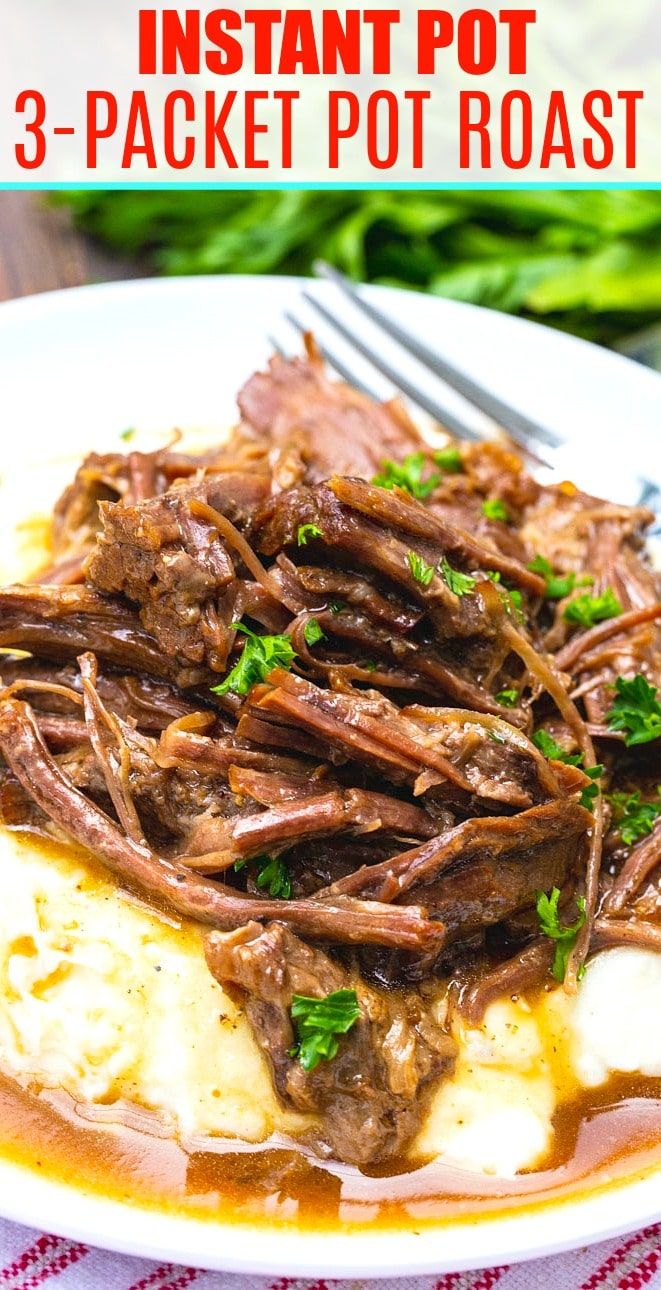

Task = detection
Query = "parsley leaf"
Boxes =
[372,452,440,499]
[485,569,523,618]
[488,579,524,621]
[579,765,604,811]
[564,586,622,629]
[328,599,345,615]
[533,729,582,765]
[361,659,377,673]
[536,888,587,983]
[505,587,524,620]
[528,554,553,578]
[482,497,509,522]
[290,989,361,1072]
[528,555,594,600]
[407,550,435,586]
[496,688,519,707]
[255,855,292,899]
[440,557,476,597]
[297,523,323,546]
[608,788,661,846]
[547,572,590,599]
[234,854,292,898]
[211,623,296,697]
[433,446,463,473]
[119,427,136,442]
[606,674,661,747]
[533,731,603,810]
[303,617,325,647]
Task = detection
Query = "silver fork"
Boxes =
[273,260,660,520]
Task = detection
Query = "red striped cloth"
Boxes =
[1,1224,661,1290]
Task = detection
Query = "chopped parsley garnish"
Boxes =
[372,452,440,499]
[289,989,361,1072]
[407,550,435,586]
[533,731,603,810]
[440,557,476,597]
[528,554,553,578]
[579,765,604,811]
[433,446,463,473]
[553,571,593,599]
[255,855,292,899]
[119,427,136,442]
[496,688,519,707]
[505,587,524,619]
[608,788,661,846]
[533,729,582,766]
[303,617,325,647]
[297,523,323,546]
[211,623,296,697]
[485,570,523,618]
[606,674,661,747]
[536,888,587,983]
[563,586,622,629]
[233,854,292,899]
[328,599,345,615]
[361,659,377,673]
[482,497,509,522]
[528,555,594,601]
[528,554,554,576]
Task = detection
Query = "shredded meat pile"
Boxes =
[1,336,660,1167]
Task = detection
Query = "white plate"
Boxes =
[0,275,660,1278]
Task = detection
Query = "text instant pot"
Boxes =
[13,6,645,177]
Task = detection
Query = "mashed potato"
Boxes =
[0,832,308,1142]
[572,948,661,1086]
[0,831,567,1173]
[416,999,556,1174]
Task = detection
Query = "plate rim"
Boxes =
[0,270,659,391]
[1,1153,661,1278]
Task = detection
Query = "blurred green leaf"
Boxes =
[52,189,661,346]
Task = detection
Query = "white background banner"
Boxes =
[0,0,659,183]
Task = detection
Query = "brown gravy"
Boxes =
[2,834,661,1230]
[2,1072,661,1230]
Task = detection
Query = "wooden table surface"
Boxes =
[0,192,141,301]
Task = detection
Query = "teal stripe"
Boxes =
[1,181,661,191]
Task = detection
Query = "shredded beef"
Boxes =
[238,342,425,484]
[86,475,273,670]
[1,338,658,1168]
[206,921,456,1163]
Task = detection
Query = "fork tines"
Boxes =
[282,260,562,460]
